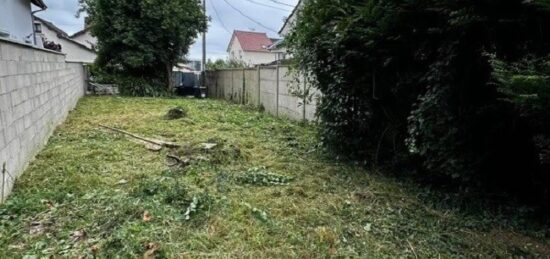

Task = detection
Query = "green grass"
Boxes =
[0,96,549,258]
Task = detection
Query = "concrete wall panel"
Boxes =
[0,39,85,202]
[206,65,319,122]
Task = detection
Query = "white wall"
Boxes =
[71,30,97,50]
[0,0,34,44]
[228,38,277,66]
[0,38,86,202]
[280,0,306,37]
[38,22,97,64]
[242,51,277,66]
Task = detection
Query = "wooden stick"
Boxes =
[99,124,180,148]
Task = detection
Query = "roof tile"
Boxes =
[233,30,273,52]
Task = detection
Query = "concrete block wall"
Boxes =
[0,39,85,202]
[206,65,319,122]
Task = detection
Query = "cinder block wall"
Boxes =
[206,66,318,122]
[0,39,85,202]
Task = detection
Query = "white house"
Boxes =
[279,0,306,37]
[267,0,306,61]
[70,20,97,50]
[34,16,97,63]
[0,0,47,45]
[227,30,280,66]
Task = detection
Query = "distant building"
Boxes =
[34,16,97,63]
[227,30,280,66]
[273,0,306,61]
[70,18,97,50]
[279,0,306,37]
[0,0,47,45]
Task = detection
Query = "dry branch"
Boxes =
[99,124,181,148]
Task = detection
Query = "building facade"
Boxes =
[70,27,97,50]
[0,0,46,45]
[34,16,97,63]
[227,30,279,66]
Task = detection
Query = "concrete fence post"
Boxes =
[215,71,218,98]
[276,65,280,117]
[257,66,261,107]
[1,163,5,202]
[303,73,307,122]
[231,70,235,102]
[242,68,246,105]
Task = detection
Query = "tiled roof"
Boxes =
[230,30,273,52]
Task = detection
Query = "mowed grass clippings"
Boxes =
[0,96,548,258]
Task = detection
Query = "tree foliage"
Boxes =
[80,0,207,95]
[287,0,550,201]
[206,58,248,70]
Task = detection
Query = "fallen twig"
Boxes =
[166,155,190,167]
[407,240,419,259]
[99,124,181,148]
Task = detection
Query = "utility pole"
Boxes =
[201,0,207,96]
[202,0,206,72]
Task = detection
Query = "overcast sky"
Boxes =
[35,0,299,61]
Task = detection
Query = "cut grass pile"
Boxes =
[0,96,549,258]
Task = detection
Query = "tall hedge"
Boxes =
[287,0,550,201]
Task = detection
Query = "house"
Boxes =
[0,0,47,45]
[34,16,97,63]
[70,18,97,50]
[264,0,306,62]
[279,0,306,37]
[227,30,280,66]
[70,28,97,50]
[267,39,287,62]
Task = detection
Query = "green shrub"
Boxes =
[88,64,169,97]
[287,0,550,202]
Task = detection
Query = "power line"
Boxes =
[222,0,278,33]
[242,0,292,12]
[209,0,231,34]
[266,0,295,8]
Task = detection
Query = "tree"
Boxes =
[80,0,207,94]
[206,58,248,70]
[287,0,550,201]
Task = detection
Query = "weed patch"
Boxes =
[237,167,294,186]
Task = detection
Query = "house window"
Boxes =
[34,23,42,33]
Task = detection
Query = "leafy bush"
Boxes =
[88,64,168,96]
[287,0,550,201]
[206,58,248,70]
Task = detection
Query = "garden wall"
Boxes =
[206,66,319,122]
[0,38,86,202]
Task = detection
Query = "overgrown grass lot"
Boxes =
[1,97,549,258]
